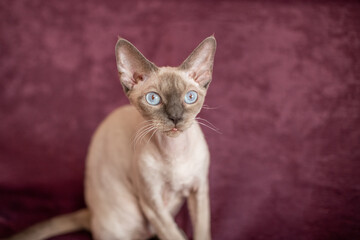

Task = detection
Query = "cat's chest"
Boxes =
[139,126,208,197]
[160,154,204,196]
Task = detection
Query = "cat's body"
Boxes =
[5,36,216,240]
[86,104,209,240]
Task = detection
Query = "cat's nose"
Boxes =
[168,116,182,125]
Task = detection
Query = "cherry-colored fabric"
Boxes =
[1,1,359,239]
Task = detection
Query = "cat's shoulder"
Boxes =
[106,105,140,122]
[94,105,142,136]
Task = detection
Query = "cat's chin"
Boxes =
[163,129,182,138]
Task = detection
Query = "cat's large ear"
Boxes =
[115,38,158,94]
[179,36,216,88]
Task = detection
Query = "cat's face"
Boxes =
[115,36,216,137]
[128,68,206,137]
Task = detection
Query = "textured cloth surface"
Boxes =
[1,1,360,239]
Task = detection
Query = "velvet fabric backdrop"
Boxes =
[1,1,360,239]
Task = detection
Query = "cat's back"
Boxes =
[86,105,141,168]
[85,105,147,236]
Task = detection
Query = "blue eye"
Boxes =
[146,92,161,105]
[184,90,198,104]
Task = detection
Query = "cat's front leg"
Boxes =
[139,196,187,240]
[187,180,211,240]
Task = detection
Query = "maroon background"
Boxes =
[1,1,360,240]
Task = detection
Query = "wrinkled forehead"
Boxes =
[157,71,189,97]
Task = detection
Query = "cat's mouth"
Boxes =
[164,127,182,137]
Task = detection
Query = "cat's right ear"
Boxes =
[115,38,158,94]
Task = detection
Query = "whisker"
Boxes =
[197,121,222,134]
[135,121,154,132]
[136,124,159,145]
[132,124,153,143]
[138,126,155,143]
[134,126,154,145]
[132,124,155,149]
[136,124,153,135]
[133,120,155,134]
[202,104,220,110]
[133,120,155,136]
[195,117,219,131]
[146,128,158,146]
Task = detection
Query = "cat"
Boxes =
[4,35,216,240]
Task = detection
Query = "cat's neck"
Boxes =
[151,125,196,158]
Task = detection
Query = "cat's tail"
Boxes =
[3,208,90,240]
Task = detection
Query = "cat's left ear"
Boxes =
[179,36,217,89]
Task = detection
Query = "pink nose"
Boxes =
[172,128,178,132]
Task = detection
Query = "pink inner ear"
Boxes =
[189,70,211,86]
[133,72,144,84]
[189,71,196,79]
[119,71,135,89]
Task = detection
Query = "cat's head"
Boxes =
[115,36,216,137]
